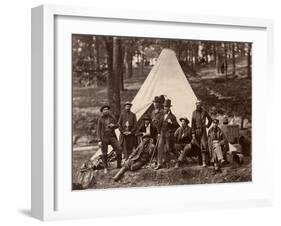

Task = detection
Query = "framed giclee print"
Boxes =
[31,4,274,221]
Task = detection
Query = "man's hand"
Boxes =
[98,141,102,147]
[191,134,196,144]
[123,131,132,136]
[167,119,172,124]
[108,123,115,128]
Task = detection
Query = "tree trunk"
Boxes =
[112,37,121,119]
[224,43,228,77]
[140,49,144,77]
[232,43,236,75]
[194,44,199,66]
[213,44,217,66]
[185,48,188,62]
[124,46,133,78]
[104,37,114,112]
[191,48,194,70]
[216,43,221,74]
[120,46,125,91]
[247,44,252,79]
[95,37,100,71]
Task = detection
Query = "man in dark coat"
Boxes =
[97,105,122,174]
[155,99,179,170]
[174,117,200,168]
[118,101,137,160]
[113,116,156,181]
[151,96,165,134]
[191,100,213,167]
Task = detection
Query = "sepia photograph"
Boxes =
[72,35,252,190]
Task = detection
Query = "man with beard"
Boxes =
[191,100,213,167]
[155,99,179,170]
[174,117,200,168]
[97,105,122,174]
[118,101,137,160]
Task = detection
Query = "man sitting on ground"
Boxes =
[113,116,157,182]
[174,117,200,168]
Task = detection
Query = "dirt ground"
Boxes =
[72,150,252,190]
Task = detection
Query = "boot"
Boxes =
[102,153,108,169]
[202,153,207,167]
[116,153,122,169]
[175,161,180,169]
[113,167,127,182]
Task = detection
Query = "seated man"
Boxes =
[113,116,157,181]
[174,117,200,168]
[207,118,227,174]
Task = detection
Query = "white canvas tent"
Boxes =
[131,48,197,122]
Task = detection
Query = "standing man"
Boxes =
[219,116,230,163]
[118,101,137,160]
[155,99,179,170]
[97,105,122,174]
[151,96,164,134]
[191,100,213,167]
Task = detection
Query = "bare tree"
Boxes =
[232,43,236,75]
[112,37,121,119]
[124,42,133,78]
[247,44,252,79]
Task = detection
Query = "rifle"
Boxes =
[149,136,160,163]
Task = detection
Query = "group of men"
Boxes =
[96,95,229,181]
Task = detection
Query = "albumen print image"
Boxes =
[72,35,252,190]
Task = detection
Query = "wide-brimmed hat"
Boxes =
[100,105,110,112]
[179,117,190,124]
[223,116,228,124]
[153,96,161,103]
[163,99,172,107]
[213,118,219,124]
[124,101,132,106]
[142,115,152,122]
[211,106,217,112]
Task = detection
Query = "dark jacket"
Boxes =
[159,111,179,134]
[96,113,118,142]
[174,125,192,144]
[128,138,154,162]
[118,110,137,134]
[207,126,227,151]
[151,108,164,133]
[191,109,212,134]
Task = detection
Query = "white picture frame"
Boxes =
[31,4,274,221]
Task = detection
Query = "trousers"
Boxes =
[101,136,122,168]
